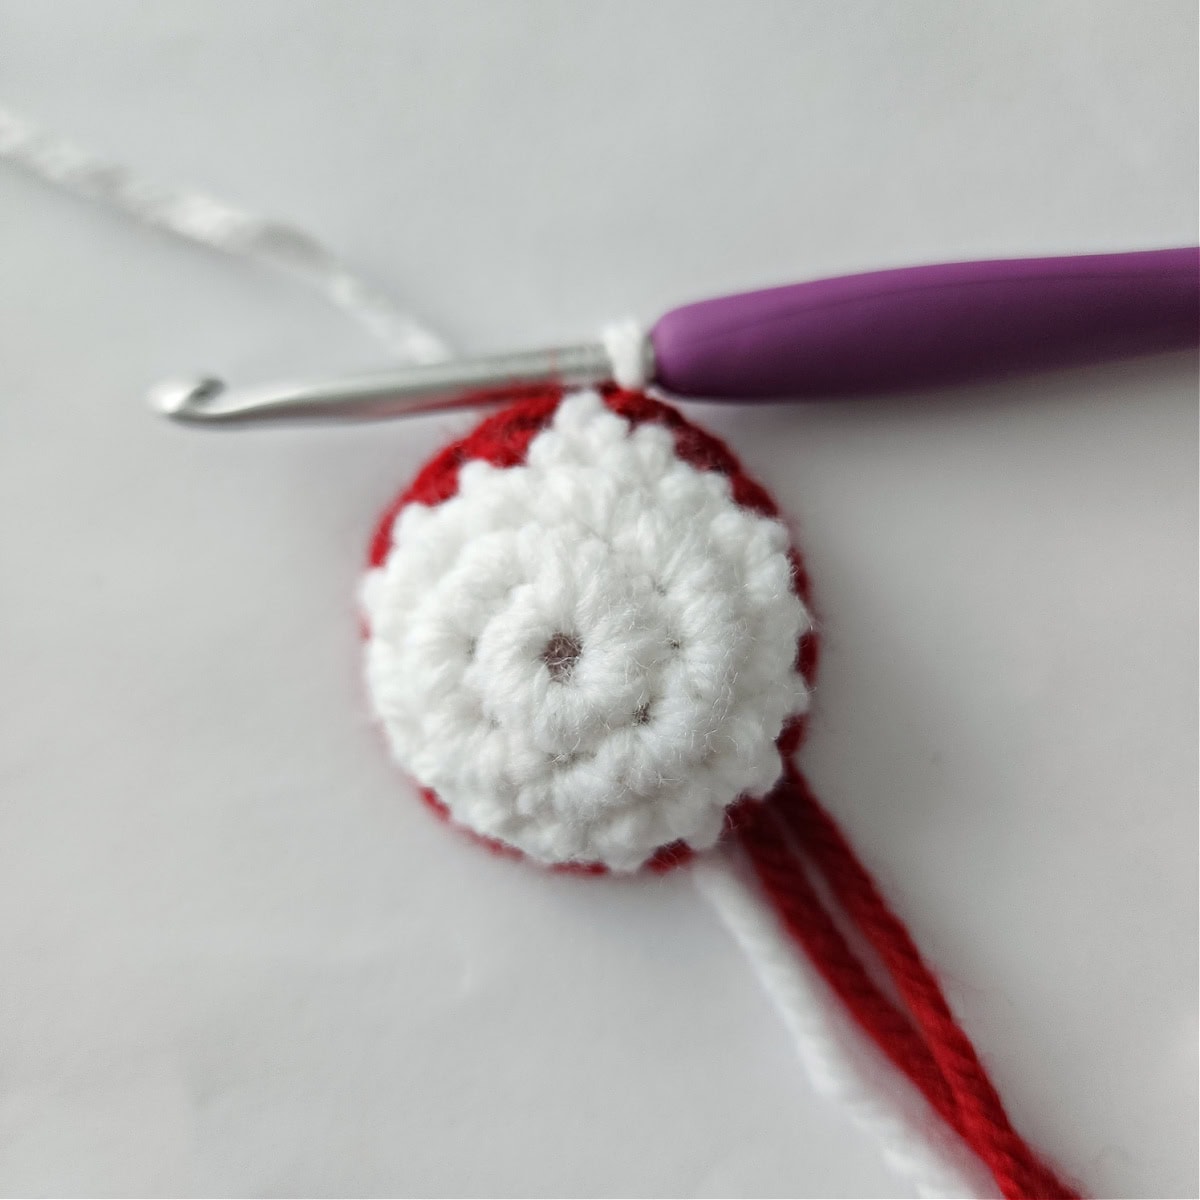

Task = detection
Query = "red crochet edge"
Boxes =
[364,384,819,875]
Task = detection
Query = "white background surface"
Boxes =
[0,2,1196,1196]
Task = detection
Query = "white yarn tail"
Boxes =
[693,845,998,1200]
[0,104,449,365]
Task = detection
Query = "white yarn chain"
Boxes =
[0,104,450,365]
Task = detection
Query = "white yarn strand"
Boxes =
[601,319,651,389]
[693,845,997,1200]
[0,104,449,364]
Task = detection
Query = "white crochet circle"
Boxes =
[362,390,812,871]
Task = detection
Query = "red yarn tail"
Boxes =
[737,763,1080,1200]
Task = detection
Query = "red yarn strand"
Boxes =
[739,765,1080,1200]
[738,799,966,1135]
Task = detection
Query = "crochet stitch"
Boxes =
[362,388,812,870]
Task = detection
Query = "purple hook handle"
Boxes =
[651,247,1199,399]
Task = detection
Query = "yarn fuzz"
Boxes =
[362,388,811,871]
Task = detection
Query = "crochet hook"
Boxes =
[153,246,1199,425]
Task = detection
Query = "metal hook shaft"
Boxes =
[150,340,644,425]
